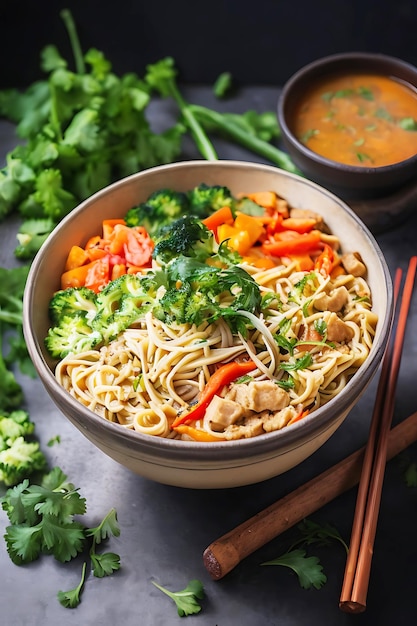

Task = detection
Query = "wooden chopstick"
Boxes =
[339,256,417,613]
[202,411,417,581]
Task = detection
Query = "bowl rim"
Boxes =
[23,159,394,461]
[277,51,417,175]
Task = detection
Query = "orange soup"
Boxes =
[292,73,417,167]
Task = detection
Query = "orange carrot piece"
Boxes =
[102,218,126,240]
[86,247,108,262]
[64,245,90,271]
[281,253,315,272]
[202,206,234,231]
[61,264,91,290]
[111,263,127,281]
[244,191,277,211]
[173,424,226,442]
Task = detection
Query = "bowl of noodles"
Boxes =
[23,160,393,489]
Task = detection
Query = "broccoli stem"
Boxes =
[190,104,303,175]
[60,8,85,75]
[164,81,219,161]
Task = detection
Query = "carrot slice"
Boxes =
[64,245,89,271]
[202,206,234,232]
[173,424,225,442]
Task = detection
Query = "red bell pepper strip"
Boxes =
[314,243,334,277]
[261,231,322,257]
[171,360,257,428]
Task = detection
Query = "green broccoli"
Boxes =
[0,436,47,486]
[153,215,214,265]
[0,410,47,487]
[124,188,189,237]
[187,183,235,218]
[0,410,35,447]
[91,274,154,342]
[45,313,103,359]
[48,286,97,324]
[14,218,57,260]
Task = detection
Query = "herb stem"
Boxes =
[166,82,218,161]
[191,104,303,175]
[60,9,85,74]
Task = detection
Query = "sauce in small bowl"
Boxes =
[278,53,417,207]
[293,72,417,168]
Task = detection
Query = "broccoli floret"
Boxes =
[153,215,214,265]
[0,436,47,486]
[14,218,56,260]
[124,188,189,237]
[45,313,102,359]
[153,283,191,325]
[90,273,160,342]
[0,410,35,447]
[187,183,235,218]
[48,286,97,324]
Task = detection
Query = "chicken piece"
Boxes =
[204,395,244,431]
[262,406,299,432]
[341,252,367,277]
[225,380,290,413]
[326,312,354,343]
[224,415,265,440]
[289,207,324,229]
[314,286,349,312]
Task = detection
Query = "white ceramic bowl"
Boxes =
[23,160,393,489]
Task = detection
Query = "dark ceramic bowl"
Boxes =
[277,52,417,230]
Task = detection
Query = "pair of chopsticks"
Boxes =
[339,255,417,613]
[203,257,417,608]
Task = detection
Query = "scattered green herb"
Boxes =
[300,128,319,143]
[399,117,417,131]
[356,152,372,163]
[152,579,205,617]
[374,107,393,121]
[213,71,233,98]
[262,548,327,589]
[261,518,348,589]
[1,467,121,608]
[280,353,313,372]
[47,435,61,447]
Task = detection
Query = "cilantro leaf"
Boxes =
[152,579,205,617]
[262,549,327,590]
[295,518,349,554]
[280,353,313,371]
[3,522,43,564]
[91,551,121,578]
[85,507,120,544]
[57,562,87,609]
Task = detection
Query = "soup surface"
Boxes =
[292,73,417,167]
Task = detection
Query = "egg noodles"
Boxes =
[48,186,377,442]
